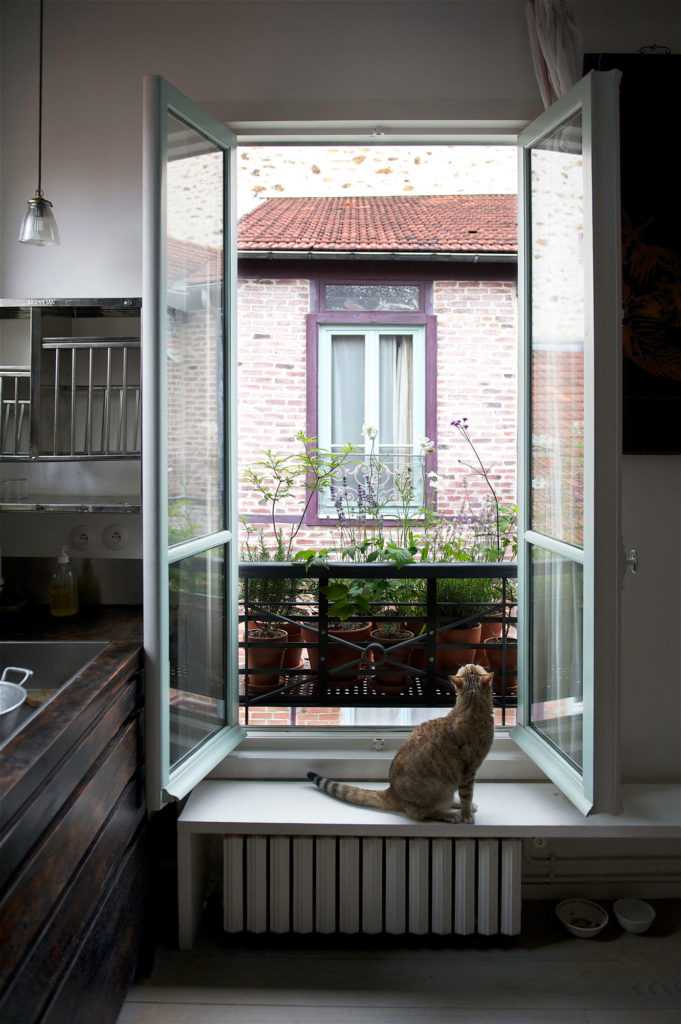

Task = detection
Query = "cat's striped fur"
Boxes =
[307,663,494,823]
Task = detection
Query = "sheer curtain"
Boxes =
[331,336,365,447]
[379,335,413,473]
[526,0,581,109]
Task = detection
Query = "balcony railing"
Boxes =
[239,561,518,726]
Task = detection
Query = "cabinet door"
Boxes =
[512,70,622,814]
[142,77,243,811]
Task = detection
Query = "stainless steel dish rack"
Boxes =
[0,298,141,462]
[0,368,31,456]
[40,337,141,457]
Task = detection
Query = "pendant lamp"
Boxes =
[18,0,59,246]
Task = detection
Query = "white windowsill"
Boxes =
[181,779,681,839]
[210,730,546,782]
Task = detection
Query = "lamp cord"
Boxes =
[37,0,44,195]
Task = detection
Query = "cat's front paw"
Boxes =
[440,809,475,824]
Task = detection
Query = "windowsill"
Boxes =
[209,729,545,782]
[181,779,681,838]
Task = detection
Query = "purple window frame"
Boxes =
[305,279,437,526]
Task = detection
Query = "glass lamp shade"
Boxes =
[18,192,60,246]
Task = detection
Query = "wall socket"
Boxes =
[69,524,91,551]
[102,524,129,551]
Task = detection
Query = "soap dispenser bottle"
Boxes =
[49,547,79,618]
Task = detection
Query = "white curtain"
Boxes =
[526,0,581,109]
[379,335,413,467]
[331,336,365,447]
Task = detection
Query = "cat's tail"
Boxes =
[307,771,399,811]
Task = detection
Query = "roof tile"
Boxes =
[238,194,517,253]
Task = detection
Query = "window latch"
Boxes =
[625,547,639,576]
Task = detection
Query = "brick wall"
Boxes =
[238,273,518,555]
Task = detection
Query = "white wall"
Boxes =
[1,0,680,782]
[1,0,679,297]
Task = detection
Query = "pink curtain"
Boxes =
[526,0,581,108]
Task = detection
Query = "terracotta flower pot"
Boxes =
[245,627,288,695]
[255,619,305,670]
[404,619,427,671]
[302,621,372,681]
[435,623,482,674]
[481,636,518,695]
[477,620,503,667]
[369,628,415,690]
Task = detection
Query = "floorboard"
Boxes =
[118,901,681,1023]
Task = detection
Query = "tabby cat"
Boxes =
[308,663,493,823]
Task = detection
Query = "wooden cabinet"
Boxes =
[0,650,148,1024]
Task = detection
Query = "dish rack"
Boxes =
[40,337,141,457]
[0,299,141,462]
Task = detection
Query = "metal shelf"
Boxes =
[0,494,140,513]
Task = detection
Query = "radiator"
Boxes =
[223,836,522,936]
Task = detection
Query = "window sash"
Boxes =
[317,323,426,517]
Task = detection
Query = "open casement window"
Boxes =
[512,70,622,815]
[317,325,426,517]
[143,77,244,812]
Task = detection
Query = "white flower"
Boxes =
[419,436,436,454]
[362,423,378,440]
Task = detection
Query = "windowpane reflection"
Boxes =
[530,111,584,548]
[169,547,226,769]
[530,547,583,770]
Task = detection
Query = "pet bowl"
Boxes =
[556,898,609,938]
[613,898,656,934]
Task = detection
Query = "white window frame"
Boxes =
[317,323,426,517]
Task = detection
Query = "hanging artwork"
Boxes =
[584,53,681,454]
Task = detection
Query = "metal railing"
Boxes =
[239,561,517,725]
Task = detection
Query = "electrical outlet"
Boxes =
[69,524,91,551]
[102,524,128,551]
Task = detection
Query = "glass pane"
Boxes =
[324,283,420,311]
[331,334,365,447]
[166,113,225,545]
[379,335,413,446]
[169,546,226,769]
[530,547,583,770]
[530,111,584,548]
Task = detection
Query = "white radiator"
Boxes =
[223,835,522,936]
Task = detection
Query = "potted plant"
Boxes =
[302,578,376,681]
[242,433,353,674]
[435,574,495,673]
[370,617,415,690]
[480,633,518,695]
[244,622,288,696]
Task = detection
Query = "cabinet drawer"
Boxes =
[0,672,141,891]
[0,714,141,986]
[40,826,149,1024]
[0,778,145,1024]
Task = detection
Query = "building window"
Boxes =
[323,282,422,312]
[317,324,427,517]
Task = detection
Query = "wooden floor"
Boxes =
[119,901,681,1024]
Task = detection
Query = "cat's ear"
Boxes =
[479,672,494,688]
[451,673,464,690]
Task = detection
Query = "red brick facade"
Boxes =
[238,267,518,551]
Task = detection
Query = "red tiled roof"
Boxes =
[238,195,517,254]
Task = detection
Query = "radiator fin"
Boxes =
[223,836,522,936]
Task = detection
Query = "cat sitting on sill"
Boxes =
[308,663,494,824]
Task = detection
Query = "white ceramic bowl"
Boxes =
[613,898,656,934]
[556,898,609,938]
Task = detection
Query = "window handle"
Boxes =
[625,547,639,576]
